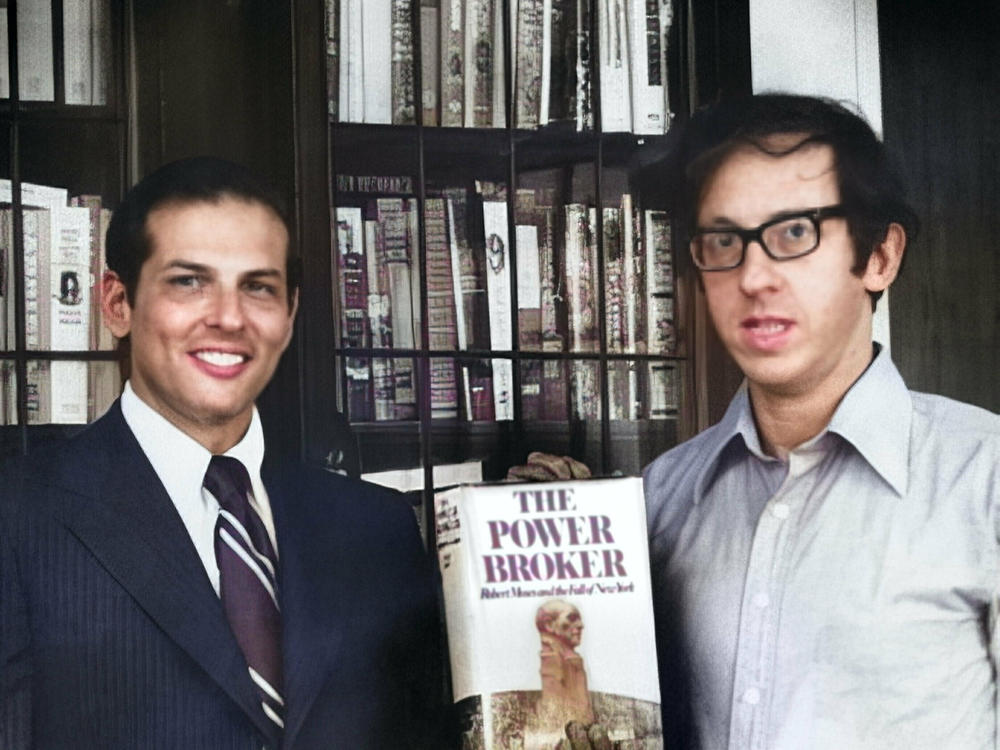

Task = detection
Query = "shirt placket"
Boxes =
[727,449,823,750]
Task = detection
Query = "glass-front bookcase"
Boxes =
[0,0,126,458]
[316,0,697,517]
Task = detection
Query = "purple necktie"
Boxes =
[204,455,284,732]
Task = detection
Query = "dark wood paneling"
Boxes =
[880,0,999,412]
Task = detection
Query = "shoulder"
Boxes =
[910,391,1000,441]
[907,391,999,491]
[643,423,731,540]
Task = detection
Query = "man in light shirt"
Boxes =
[644,94,1000,749]
[1,157,442,749]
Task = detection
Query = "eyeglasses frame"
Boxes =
[688,204,848,271]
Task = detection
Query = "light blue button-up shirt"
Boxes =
[644,347,1000,749]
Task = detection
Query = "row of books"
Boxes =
[342,355,678,424]
[335,175,677,422]
[0,180,114,353]
[328,0,674,134]
[0,0,111,104]
[0,360,121,425]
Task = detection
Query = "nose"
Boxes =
[738,239,781,296]
[205,286,245,331]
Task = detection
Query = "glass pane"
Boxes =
[63,0,112,105]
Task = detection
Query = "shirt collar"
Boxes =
[692,345,911,502]
[120,381,266,503]
[827,344,911,496]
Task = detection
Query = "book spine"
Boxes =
[23,210,47,350]
[480,185,514,420]
[644,209,675,354]
[626,0,666,134]
[49,206,91,351]
[519,358,543,421]
[62,0,93,104]
[570,360,600,419]
[575,0,593,130]
[564,204,598,352]
[599,0,632,132]
[603,206,625,353]
[335,206,369,348]
[50,360,88,424]
[362,0,392,123]
[440,0,464,126]
[464,0,496,127]
[420,4,440,126]
[391,0,416,124]
[25,360,50,424]
[326,0,339,119]
[647,360,677,418]
[0,209,10,351]
[17,0,55,101]
[542,358,568,420]
[425,197,459,419]
[515,0,544,128]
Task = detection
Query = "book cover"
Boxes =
[440,0,465,126]
[435,478,662,750]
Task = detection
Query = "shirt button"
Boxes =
[753,592,770,608]
[770,502,790,519]
[742,687,761,705]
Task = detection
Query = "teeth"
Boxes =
[757,321,787,333]
[195,351,246,366]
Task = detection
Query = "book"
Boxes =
[603,206,625,353]
[644,210,675,354]
[69,195,114,351]
[425,197,460,418]
[63,0,110,105]
[440,0,465,126]
[22,208,52,351]
[420,2,440,126]
[570,360,600,420]
[0,8,9,98]
[563,204,598,353]
[87,360,121,422]
[0,209,11,350]
[598,0,631,132]
[326,0,339,118]
[435,478,663,750]
[626,0,671,134]
[26,360,89,424]
[575,0,594,130]
[513,189,544,350]
[16,0,55,101]
[514,0,545,128]
[478,181,514,420]
[335,206,373,419]
[391,0,417,124]
[542,358,569,420]
[339,0,364,121]
[647,361,677,419]
[464,0,502,127]
[49,205,92,351]
[520,358,544,421]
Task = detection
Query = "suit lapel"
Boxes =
[266,465,358,748]
[52,405,280,747]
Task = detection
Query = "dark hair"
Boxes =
[105,156,300,305]
[669,93,919,306]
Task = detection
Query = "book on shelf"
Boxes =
[69,195,115,351]
[439,0,465,126]
[513,0,544,129]
[626,0,673,134]
[647,361,678,419]
[464,0,506,128]
[420,1,440,126]
[513,188,545,351]
[563,203,598,353]
[48,205,92,352]
[326,0,339,118]
[570,360,600,420]
[598,0,631,132]
[62,0,111,106]
[435,477,663,750]
[26,360,89,425]
[16,0,55,101]
[0,210,11,350]
[391,0,417,124]
[477,180,514,421]
[424,196,460,418]
[644,209,675,354]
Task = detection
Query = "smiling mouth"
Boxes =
[193,350,249,367]
[742,318,792,334]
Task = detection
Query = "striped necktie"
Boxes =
[204,455,285,733]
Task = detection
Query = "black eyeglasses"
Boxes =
[689,205,847,271]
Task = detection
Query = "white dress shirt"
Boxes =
[644,346,1000,750]
[120,381,279,596]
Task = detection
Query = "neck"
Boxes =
[749,348,876,460]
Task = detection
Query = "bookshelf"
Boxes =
[293,0,751,515]
[0,0,126,459]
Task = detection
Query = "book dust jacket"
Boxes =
[435,478,662,749]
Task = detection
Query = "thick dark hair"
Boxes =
[669,93,919,306]
[105,156,300,305]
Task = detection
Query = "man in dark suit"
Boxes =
[0,157,443,749]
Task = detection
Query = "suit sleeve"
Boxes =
[1,468,33,750]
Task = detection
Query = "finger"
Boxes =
[587,724,613,750]
[506,464,557,481]
[564,455,592,479]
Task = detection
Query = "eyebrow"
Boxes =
[699,207,822,229]
[161,260,285,279]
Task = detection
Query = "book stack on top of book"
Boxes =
[328,0,675,134]
[0,180,120,425]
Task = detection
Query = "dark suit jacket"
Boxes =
[0,402,444,749]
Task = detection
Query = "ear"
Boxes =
[862,222,906,293]
[101,270,133,339]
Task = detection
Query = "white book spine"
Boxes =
[626,0,665,134]
[362,0,392,124]
[482,199,513,420]
[51,360,89,423]
[63,0,93,105]
[16,0,55,101]
[599,0,631,132]
[49,206,92,351]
